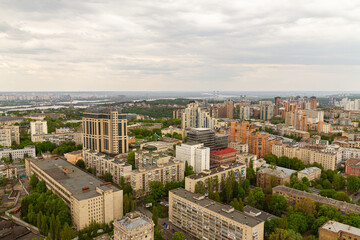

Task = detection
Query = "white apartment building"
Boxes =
[0,146,36,160]
[30,120,48,141]
[176,143,210,173]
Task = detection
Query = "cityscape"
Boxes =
[1,1,360,240]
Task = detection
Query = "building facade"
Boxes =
[319,220,360,240]
[0,146,36,160]
[210,148,237,168]
[298,167,322,181]
[256,165,295,189]
[30,120,48,141]
[345,158,360,176]
[176,143,210,173]
[248,132,279,158]
[169,188,265,240]
[31,131,82,145]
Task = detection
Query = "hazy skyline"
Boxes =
[1,0,360,91]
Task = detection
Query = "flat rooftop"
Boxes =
[29,158,121,201]
[187,163,245,180]
[117,211,153,231]
[244,205,278,222]
[259,164,296,178]
[171,188,264,228]
[321,220,360,236]
[298,167,321,175]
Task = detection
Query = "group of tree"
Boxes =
[264,154,305,171]
[45,117,81,133]
[77,221,113,240]
[128,118,181,129]
[164,132,182,140]
[122,106,179,118]
[123,193,136,214]
[184,161,194,177]
[12,139,82,156]
[22,174,74,240]
[127,151,136,169]
[270,117,285,125]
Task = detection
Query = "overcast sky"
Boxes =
[0,0,360,92]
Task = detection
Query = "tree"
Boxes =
[322,179,332,189]
[247,187,265,209]
[333,174,345,190]
[152,206,159,226]
[75,159,85,169]
[60,222,74,240]
[30,174,39,190]
[150,181,165,199]
[172,232,185,240]
[242,179,250,192]
[104,172,112,182]
[195,182,205,195]
[312,216,329,235]
[36,181,47,193]
[287,212,308,234]
[184,161,194,176]
[246,168,256,185]
[347,175,360,193]
[154,226,164,240]
[127,151,136,169]
[270,175,278,188]
[295,198,316,216]
[230,198,244,212]
[269,228,291,240]
[269,194,287,216]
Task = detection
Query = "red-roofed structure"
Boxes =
[210,148,237,168]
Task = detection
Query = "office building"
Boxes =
[215,134,229,149]
[0,146,36,160]
[210,148,237,168]
[25,157,123,230]
[248,132,279,158]
[319,220,360,240]
[30,120,48,141]
[83,109,129,154]
[273,186,360,215]
[345,158,360,176]
[185,163,246,194]
[113,211,154,240]
[187,128,216,150]
[169,188,265,240]
[256,164,296,189]
[298,167,321,181]
[176,143,210,173]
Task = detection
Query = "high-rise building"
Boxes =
[113,211,154,240]
[187,128,215,149]
[227,121,254,143]
[30,120,48,141]
[181,102,217,129]
[248,132,279,158]
[239,106,250,120]
[217,99,234,119]
[169,188,265,240]
[25,157,123,230]
[310,96,317,110]
[82,109,129,154]
[176,143,210,173]
[260,104,274,121]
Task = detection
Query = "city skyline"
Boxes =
[1,0,360,91]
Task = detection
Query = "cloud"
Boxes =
[0,0,359,91]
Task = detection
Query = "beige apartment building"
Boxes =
[113,211,154,240]
[83,110,129,154]
[0,125,20,147]
[256,165,296,189]
[25,157,123,230]
[319,220,360,240]
[31,131,82,145]
[131,158,184,198]
[272,143,337,170]
[169,188,265,240]
[297,167,322,181]
[273,186,360,215]
[185,163,246,194]
[228,142,248,153]
[83,149,132,184]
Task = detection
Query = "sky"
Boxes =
[0,0,360,92]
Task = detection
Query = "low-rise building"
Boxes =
[185,163,246,194]
[25,157,123,230]
[0,146,36,160]
[257,164,296,189]
[273,185,360,215]
[210,148,237,168]
[31,131,82,145]
[0,164,17,179]
[228,142,248,153]
[113,211,154,240]
[345,158,360,176]
[64,150,83,165]
[169,188,265,240]
[243,206,278,222]
[319,220,360,240]
[0,117,23,126]
[298,167,322,181]
[236,153,258,169]
[140,141,174,152]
